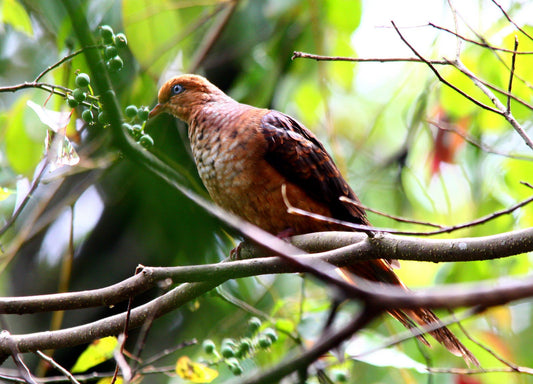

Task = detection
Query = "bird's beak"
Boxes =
[149,103,165,119]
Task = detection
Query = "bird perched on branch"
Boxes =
[149,74,478,365]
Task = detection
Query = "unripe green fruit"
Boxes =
[220,344,235,358]
[115,33,127,48]
[248,317,261,332]
[139,134,154,148]
[104,45,118,59]
[100,25,114,44]
[125,105,138,118]
[106,56,123,72]
[67,96,78,108]
[82,109,94,123]
[138,106,150,121]
[98,111,107,124]
[258,336,272,349]
[262,328,278,343]
[202,339,216,354]
[75,73,90,87]
[73,88,87,102]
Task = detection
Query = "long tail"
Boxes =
[341,260,479,366]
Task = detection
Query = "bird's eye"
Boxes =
[171,84,185,95]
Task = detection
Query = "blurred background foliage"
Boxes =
[0,0,532,383]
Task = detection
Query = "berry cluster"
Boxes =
[200,317,279,376]
[66,55,154,149]
[99,25,127,72]
[122,105,154,148]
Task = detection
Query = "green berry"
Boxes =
[115,33,127,48]
[82,109,94,123]
[137,106,150,121]
[262,328,278,343]
[257,336,272,349]
[75,73,90,87]
[238,338,252,353]
[104,45,118,59]
[221,344,235,358]
[98,111,107,124]
[72,88,86,102]
[100,25,114,44]
[67,95,79,108]
[202,339,216,354]
[248,317,261,333]
[139,134,154,148]
[131,124,143,137]
[125,105,138,118]
[106,56,123,72]
[226,358,243,375]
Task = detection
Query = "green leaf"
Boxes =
[71,336,118,373]
[123,0,200,76]
[1,0,33,36]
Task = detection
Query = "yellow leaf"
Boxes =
[176,356,218,383]
[71,336,118,373]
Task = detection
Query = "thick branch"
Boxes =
[1,227,532,314]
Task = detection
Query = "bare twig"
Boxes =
[339,196,444,228]
[35,350,81,384]
[428,120,533,161]
[491,0,533,41]
[284,183,533,236]
[291,51,450,65]
[34,45,101,82]
[452,59,533,150]
[0,160,48,237]
[426,22,533,55]
[507,36,518,112]
[353,306,483,360]
[390,21,500,115]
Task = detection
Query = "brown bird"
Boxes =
[149,74,478,365]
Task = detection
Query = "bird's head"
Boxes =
[149,74,227,123]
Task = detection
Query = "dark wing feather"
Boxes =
[260,110,368,226]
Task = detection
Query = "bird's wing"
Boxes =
[260,110,368,226]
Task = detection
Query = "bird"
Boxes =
[149,74,478,366]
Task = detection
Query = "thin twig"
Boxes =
[390,21,500,115]
[291,51,450,65]
[353,306,484,360]
[428,120,533,161]
[339,196,444,228]
[426,22,533,55]
[36,351,81,384]
[140,340,197,367]
[0,159,48,237]
[452,59,533,150]
[507,36,518,112]
[285,183,533,236]
[34,45,101,82]
[491,0,533,41]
